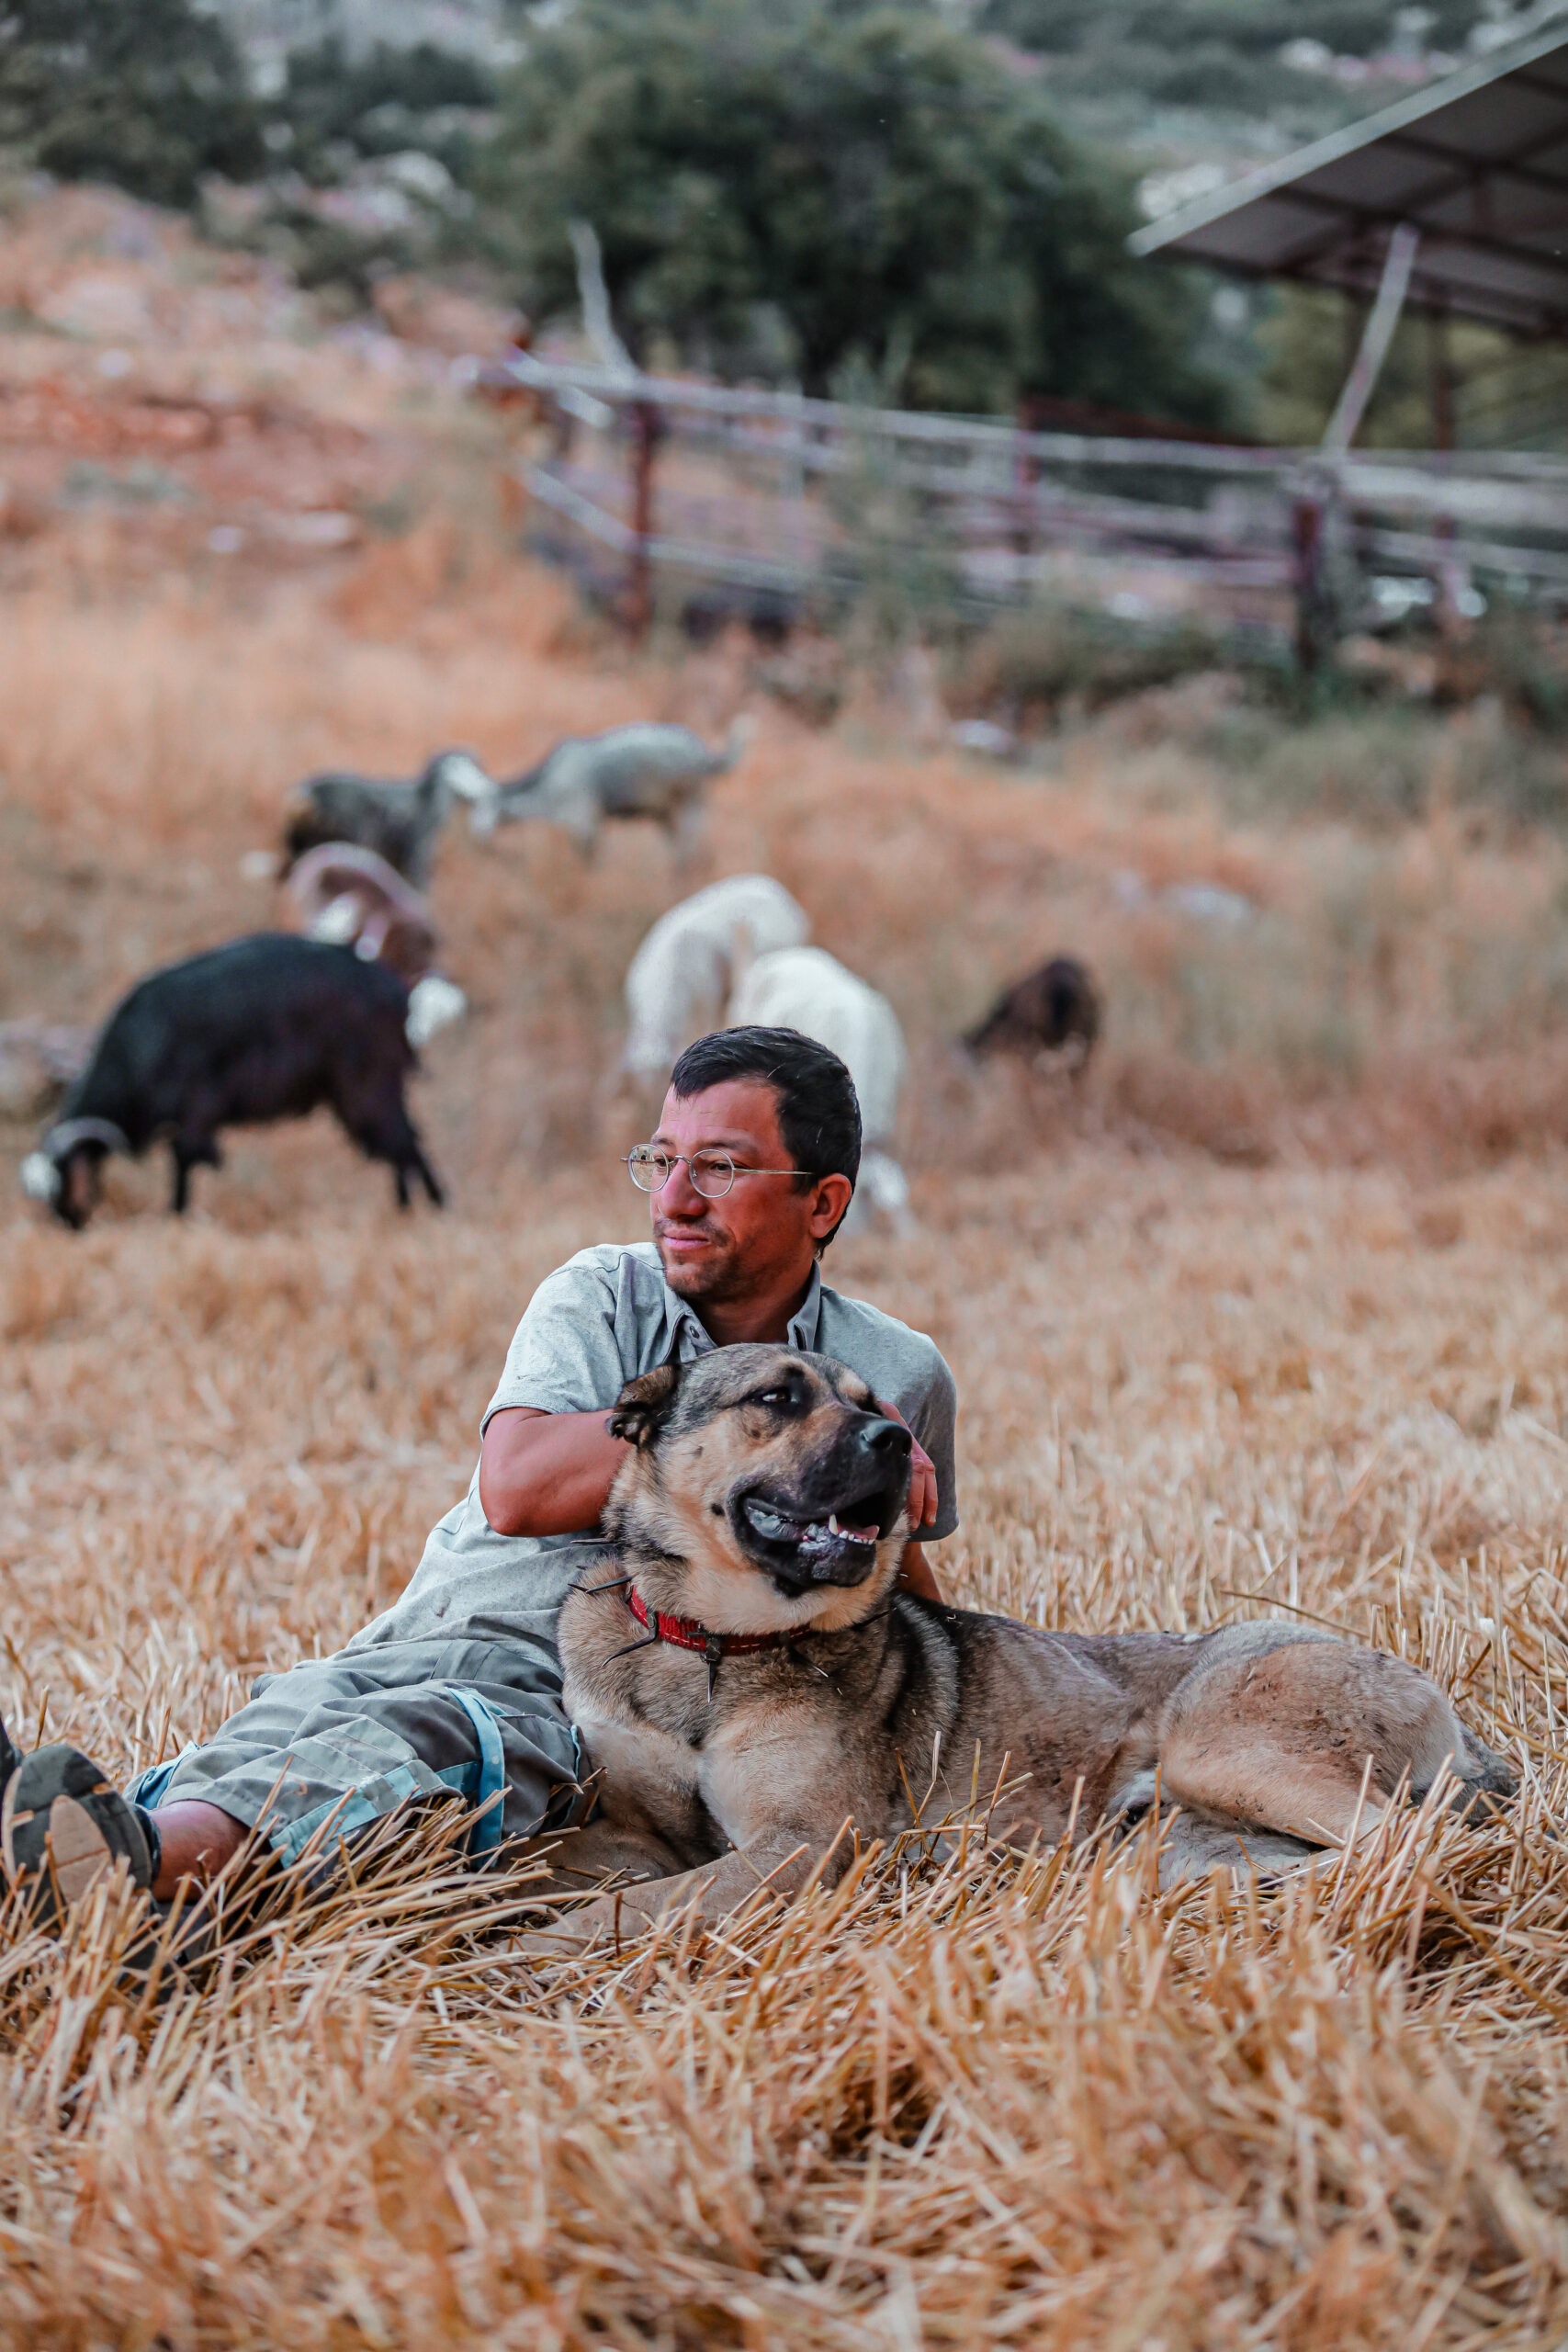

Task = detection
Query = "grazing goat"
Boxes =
[20,935,444,1228]
[965,956,1100,1071]
[282,749,495,888]
[489,718,752,859]
[622,874,809,1080]
[285,842,468,1049]
[727,945,909,1230]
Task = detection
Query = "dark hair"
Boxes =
[670,1025,861,1249]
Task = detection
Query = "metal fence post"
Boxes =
[1292,491,1327,673]
[626,398,661,642]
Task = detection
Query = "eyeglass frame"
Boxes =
[623,1147,818,1200]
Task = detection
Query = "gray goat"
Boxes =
[282,749,495,888]
[485,718,751,858]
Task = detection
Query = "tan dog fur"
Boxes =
[532,1347,1514,1951]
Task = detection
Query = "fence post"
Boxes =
[1292,490,1327,674]
[626,398,661,642]
[1012,395,1044,582]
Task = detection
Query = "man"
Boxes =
[1,1027,958,1925]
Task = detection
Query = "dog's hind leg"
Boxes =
[1157,1815,1319,1887]
[1155,1634,1513,1855]
[1109,1767,1318,1888]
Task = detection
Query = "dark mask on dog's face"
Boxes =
[607,1345,913,1630]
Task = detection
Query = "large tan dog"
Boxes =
[535,1347,1513,1948]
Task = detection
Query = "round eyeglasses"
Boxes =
[625,1147,814,1199]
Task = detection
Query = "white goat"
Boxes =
[487,717,752,859]
[727,945,910,1230]
[283,841,467,1046]
[623,874,810,1080]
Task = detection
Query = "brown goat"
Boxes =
[965,956,1101,1071]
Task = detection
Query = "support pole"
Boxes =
[1322,221,1420,458]
[1429,303,1453,453]
[1428,304,1470,634]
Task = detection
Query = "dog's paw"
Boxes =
[515,1893,635,1962]
[514,1921,605,1964]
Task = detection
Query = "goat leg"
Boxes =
[169,1134,220,1215]
[412,1145,445,1207]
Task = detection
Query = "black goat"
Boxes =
[282,750,495,888]
[965,956,1101,1071]
[20,935,444,1228]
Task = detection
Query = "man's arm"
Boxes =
[479,1407,628,1536]
[480,1396,942,1600]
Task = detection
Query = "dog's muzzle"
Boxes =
[735,1416,911,1593]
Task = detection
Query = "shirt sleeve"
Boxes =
[479,1253,631,1430]
[897,1346,960,1544]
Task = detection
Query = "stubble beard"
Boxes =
[655,1223,744,1303]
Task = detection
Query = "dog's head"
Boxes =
[604,1344,914,1634]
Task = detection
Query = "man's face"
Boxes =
[649,1080,848,1305]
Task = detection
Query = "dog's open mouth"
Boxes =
[744,1498,881,1549]
[737,1488,892,1590]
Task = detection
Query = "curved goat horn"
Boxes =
[43,1116,130,1158]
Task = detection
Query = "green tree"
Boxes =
[275,38,495,181]
[0,0,263,207]
[485,0,1226,422]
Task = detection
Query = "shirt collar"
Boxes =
[660,1261,824,1358]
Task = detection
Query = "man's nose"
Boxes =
[655,1157,705,1211]
[855,1416,911,1461]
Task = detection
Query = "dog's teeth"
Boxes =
[828,1513,842,1537]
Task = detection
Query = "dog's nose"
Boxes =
[857,1416,911,1460]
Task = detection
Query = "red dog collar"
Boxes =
[626,1585,791,1661]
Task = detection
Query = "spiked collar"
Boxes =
[626,1584,792,1663]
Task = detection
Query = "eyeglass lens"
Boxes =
[627,1148,737,1197]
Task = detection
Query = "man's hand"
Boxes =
[905,1429,939,1533]
[876,1398,937,1532]
[874,1398,942,1602]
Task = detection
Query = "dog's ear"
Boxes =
[607,1360,682,1450]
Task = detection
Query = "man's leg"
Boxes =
[149,1803,248,1897]
[3,1633,583,1927]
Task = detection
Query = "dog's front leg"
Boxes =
[522,1835,827,1958]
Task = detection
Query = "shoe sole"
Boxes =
[2,1758,141,1923]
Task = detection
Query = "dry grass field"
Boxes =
[10,428,1568,2341]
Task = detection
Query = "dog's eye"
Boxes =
[750,1385,793,1409]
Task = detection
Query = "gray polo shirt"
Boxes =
[348,1242,958,1655]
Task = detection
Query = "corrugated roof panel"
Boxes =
[1131,25,1568,334]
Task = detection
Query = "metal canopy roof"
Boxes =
[1130,24,1568,338]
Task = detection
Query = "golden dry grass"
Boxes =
[6,551,1568,2346]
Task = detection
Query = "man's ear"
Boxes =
[607,1360,682,1450]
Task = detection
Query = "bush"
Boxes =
[0,0,263,208]
[954,604,1229,719]
[270,40,495,182]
